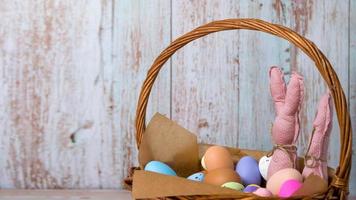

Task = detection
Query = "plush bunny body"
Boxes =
[302,93,333,182]
[267,67,304,180]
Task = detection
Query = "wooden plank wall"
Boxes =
[0,0,354,194]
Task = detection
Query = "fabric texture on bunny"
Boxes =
[267,67,304,180]
[302,92,333,182]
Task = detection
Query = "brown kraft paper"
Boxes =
[138,113,200,177]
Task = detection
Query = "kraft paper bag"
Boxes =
[132,170,241,199]
[293,175,328,197]
[132,171,328,199]
[138,113,200,177]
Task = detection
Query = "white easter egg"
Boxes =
[259,155,272,180]
[201,156,207,170]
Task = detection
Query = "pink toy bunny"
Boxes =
[267,67,304,180]
[302,92,333,182]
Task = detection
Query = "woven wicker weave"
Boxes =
[132,18,352,199]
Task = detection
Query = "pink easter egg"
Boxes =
[278,179,303,198]
[253,188,273,197]
[266,168,302,194]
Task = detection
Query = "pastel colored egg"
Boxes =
[187,172,205,182]
[203,146,234,171]
[221,182,245,191]
[258,155,272,180]
[236,156,261,186]
[144,161,177,176]
[266,168,303,195]
[253,188,273,197]
[243,184,260,193]
[278,179,303,198]
[201,156,207,170]
[204,168,241,186]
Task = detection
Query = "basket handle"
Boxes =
[134,18,352,198]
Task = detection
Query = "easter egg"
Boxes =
[187,172,205,182]
[201,156,207,170]
[258,155,272,180]
[266,168,302,195]
[204,168,241,186]
[236,156,261,186]
[203,146,234,171]
[253,188,273,197]
[278,179,303,198]
[221,182,245,191]
[243,184,260,193]
[144,161,177,176]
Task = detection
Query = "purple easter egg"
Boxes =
[236,156,261,186]
[243,184,260,193]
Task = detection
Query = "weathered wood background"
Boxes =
[0,0,354,194]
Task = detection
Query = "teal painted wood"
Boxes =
[0,0,353,193]
[0,0,109,188]
[0,0,171,189]
[236,0,292,152]
[288,0,349,171]
[171,0,241,147]
[112,0,171,186]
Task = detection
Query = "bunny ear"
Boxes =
[283,72,304,116]
[302,92,333,181]
[313,92,333,133]
[269,66,287,115]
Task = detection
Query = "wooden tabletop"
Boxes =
[0,190,132,200]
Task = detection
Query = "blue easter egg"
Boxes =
[144,161,177,176]
[187,172,205,182]
[236,156,261,186]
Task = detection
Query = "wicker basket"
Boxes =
[131,19,352,199]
